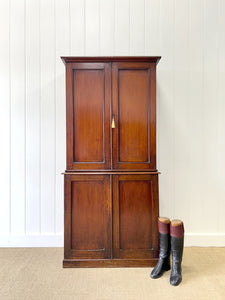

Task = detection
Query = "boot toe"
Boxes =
[150,260,164,279]
[170,275,182,286]
[150,270,161,279]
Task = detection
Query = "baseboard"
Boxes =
[0,234,63,247]
[0,233,224,247]
[184,233,225,247]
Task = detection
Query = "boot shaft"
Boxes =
[170,220,184,263]
[171,235,184,263]
[159,232,170,259]
[158,217,171,259]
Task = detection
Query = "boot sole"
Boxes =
[150,266,171,279]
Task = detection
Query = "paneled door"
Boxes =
[66,62,111,170]
[64,174,111,259]
[112,174,159,259]
[112,62,157,170]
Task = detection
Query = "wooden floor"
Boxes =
[0,247,224,300]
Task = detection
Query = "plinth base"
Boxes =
[63,258,158,268]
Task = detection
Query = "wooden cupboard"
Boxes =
[62,57,161,267]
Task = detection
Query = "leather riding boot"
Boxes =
[170,220,184,286]
[150,217,171,279]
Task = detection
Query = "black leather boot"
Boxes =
[170,220,184,286]
[150,217,170,279]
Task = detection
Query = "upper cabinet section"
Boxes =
[62,57,161,171]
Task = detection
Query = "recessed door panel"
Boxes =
[74,69,104,163]
[118,69,149,163]
[119,180,152,250]
[71,181,105,250]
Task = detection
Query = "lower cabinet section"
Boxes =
[64,173,159,267]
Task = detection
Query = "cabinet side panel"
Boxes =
[118,69,149,163]
[71,181,105,250]
[73,69,104,163]
[119,180,152,250]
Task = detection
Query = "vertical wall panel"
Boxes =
[202,0,219,232]
[115,0,130,55]
[70,0,85,55]
[145,0,160,55]
[40,0,55,233]
[0,1,10,234]
[100,0,115,55]
[157,0,175,218]
[25,0,41,234]
[130,0,145,55]
[10,0,26,234]
[218,0,225,233]
[85,0,100,55]
[55,0,70,233]
[173,0,190,228]
[188,0,205,233]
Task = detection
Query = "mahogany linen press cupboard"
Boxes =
[61,56,161,267]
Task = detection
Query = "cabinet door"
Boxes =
[112,62,157,170]
[112,174,159,259]
[64,174,111,259]
[66,63,111,170]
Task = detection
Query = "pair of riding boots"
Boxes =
[150,217,184,286]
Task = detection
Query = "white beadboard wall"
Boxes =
[0,0,225,247]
